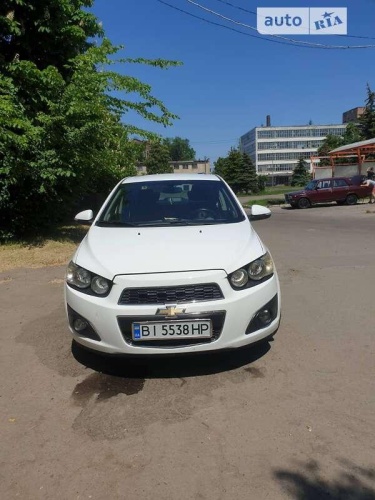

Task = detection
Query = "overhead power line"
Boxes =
[185,0,375,49]
[212,0,375,41]
[156,0,308,48]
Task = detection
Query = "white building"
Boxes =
[240,124,347,184]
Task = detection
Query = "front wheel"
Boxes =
[346,194,358,205]
[297,197,311,209]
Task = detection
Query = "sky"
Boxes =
[90,0,375,164]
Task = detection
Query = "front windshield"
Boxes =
[97,179,245,227]
[305,181,317,191]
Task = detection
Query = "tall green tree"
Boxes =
[291,158,311,186]
[0,1,102,91]
[213,156,230,179]
[214,148,259,193]
[359,84,375,140]
[163,137,196,161]
[241,153,259,194]
[257,175,268,192]
[145,142,173,174]
[0,2,180,239]
[317,134,343,166]
[342,122,362,144]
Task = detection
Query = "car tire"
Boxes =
[297,197,311,209]
[346,194,358,205]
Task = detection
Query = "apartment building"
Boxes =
[239,123,347,184]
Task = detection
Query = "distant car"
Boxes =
[284,177,372,209]
[65,174,281,356]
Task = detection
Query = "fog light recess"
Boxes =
[67,305,101,341]
[245,294,278,335]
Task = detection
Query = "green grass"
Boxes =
[238,186,293,197]
[262,186,293,195]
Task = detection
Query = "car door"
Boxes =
[315,179,333,202]
[332,178,349,201]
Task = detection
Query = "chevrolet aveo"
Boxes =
[65,174,281,355]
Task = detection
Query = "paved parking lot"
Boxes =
[1,204,375,499]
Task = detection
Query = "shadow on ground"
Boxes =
[274,459,375,499]
[72,339,271,379]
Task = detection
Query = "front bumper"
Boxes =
[65,269,281,355]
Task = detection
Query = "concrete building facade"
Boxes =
[239,124,347,184]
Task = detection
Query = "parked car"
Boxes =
[284,177,372,209]
[65,174,281,356]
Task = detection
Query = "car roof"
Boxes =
[314,177,351,181]
[120,174,220,184]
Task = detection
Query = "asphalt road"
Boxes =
[1,204,375,499]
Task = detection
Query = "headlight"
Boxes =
[66,262,112,296]
[228,252,274,290]
[91,275,110,295]
[230,269,249,288]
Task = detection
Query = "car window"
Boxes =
[333,179,348,188]
[97,179,245,226]
[317,180,331,189]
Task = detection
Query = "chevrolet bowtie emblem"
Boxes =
[156,305,186,317]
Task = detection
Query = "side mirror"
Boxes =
[74,209,94,224]
[247,204,271,221]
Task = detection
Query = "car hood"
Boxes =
[74,221,266,278]
[286,190,306,196]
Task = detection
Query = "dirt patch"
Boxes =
[0,225,88,272]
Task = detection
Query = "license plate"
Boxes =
[132,320,212,341]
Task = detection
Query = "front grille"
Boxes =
[118,311,226,348]
[118,283,224,305]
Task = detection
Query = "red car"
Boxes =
[284,177,372,209]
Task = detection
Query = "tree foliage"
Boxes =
[317,134,343,166]
[291,158,311,186]
[163,136,196,161]
[359,84,375,140]
[214,148,259,193]
[0,1,180,239]
[145,142,173,174]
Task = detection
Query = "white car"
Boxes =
[65,174,281,355]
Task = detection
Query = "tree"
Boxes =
[145,142,173,174]
[291,158,311,186]
[213,156,229,179]
[0,2,180,239]
[214,148,259,194]
[317,134,343,166]
[0,0,102,78]
[214,148,244,193]
[241,153,259,194]
[163,137,196,161]
[359,84,375,140]
[342,122,362,144]
[257,175,268,192]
